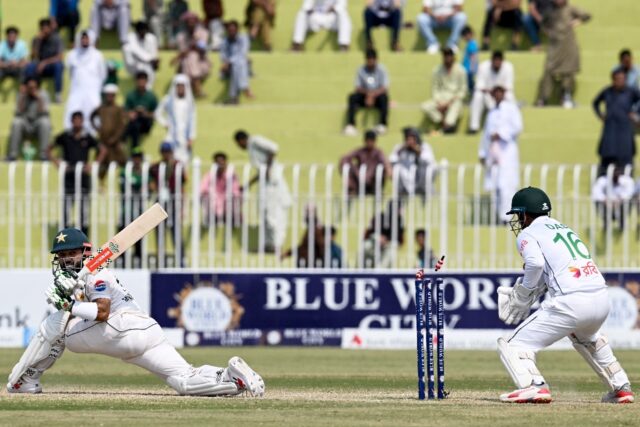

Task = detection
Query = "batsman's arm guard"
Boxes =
[7,310,70,386]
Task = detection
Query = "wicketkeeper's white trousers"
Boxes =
[507,289,629,388]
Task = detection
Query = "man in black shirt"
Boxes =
[48,111,106,235]
[25,18,65,103]
[593,69,640,174]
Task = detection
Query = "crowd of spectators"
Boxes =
[1,0,638,260]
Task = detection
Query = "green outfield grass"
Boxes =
[0,347,639,426]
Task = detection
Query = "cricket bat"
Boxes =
[77,203,168,278]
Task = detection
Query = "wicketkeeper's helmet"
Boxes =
[506,186,552,216]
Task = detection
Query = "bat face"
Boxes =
[79,204,167,277]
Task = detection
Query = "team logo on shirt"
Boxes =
[94,280,107,292]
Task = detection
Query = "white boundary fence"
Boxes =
[0,160,638,270]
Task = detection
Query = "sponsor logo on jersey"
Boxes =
[568,267,581,278]
[94,280,107,292]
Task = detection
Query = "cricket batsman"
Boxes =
[497,187,634,404]
[7,228,265,397]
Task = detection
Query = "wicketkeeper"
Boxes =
[7,228,265,397]
[497,187,634,404]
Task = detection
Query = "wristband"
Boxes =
[71,301,99,321]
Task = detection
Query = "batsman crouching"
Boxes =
[7,227,265,397]
[497,187,633,404]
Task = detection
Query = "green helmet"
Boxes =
[51,228,91,253]
[51,228,92,274]
[506,187,552,216]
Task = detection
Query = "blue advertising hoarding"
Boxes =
[150,271,640,347]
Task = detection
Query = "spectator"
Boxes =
[234,130,292,252]
[6,77,51,161]
[118,148,145,265]
[47,111,106,235]
[291,0,352,51]
[535,0,590,109]
[591,167,635,232]
[172,11,211,98]
[339,129,391,195]
[415,228,435,269]
[220,20,253,105]
[344,49,389,137]
[50,0,81,44]
[328,226,343,268]
[199,151,242,227]
[25,18,64,103]
[245,0,276,51]
[389,127,436,196]
[123,21,159,89]
[593,69,640,174]
[64,30,106,131]
[149,142,187,266]
[482,0,523,51]
[90,0,131,46]
[155,74,196,165]
[282,224,340,268]
[468,51,515,134]
[422,47,467,134]
[143,0,164,44]
[478,85,522,223]
[124,71,158,149]
[416,0,467,55]
[522,0,554,51]
[203,0,225,51]
[364,0,402,52]
[166,0,189,49]
[362,199,404,268]
[0,27,29,83]
[461,25,479,93]
[90,84,127,178]
[613,49,639,90]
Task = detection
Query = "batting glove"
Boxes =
[45,284,75,311]
[54,271,84,298]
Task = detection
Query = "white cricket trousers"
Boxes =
[292,11,352,46]
[65,311,197,380]
[508,289,630,388]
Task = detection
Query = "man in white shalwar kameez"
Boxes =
[64,30,106,131]
[155,74,196,165]
[291,0,352,51]
[479,85,522,223]
[123,21,159,89]
[234,130,292,252]
[469,51,515,133]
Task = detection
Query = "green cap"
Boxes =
[506,187,552,216]
[51,228,91,254]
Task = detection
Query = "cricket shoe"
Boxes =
[500,385,552,403]
[602,384,634,404]
[6,369,42,394]
[227,356,265,397]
